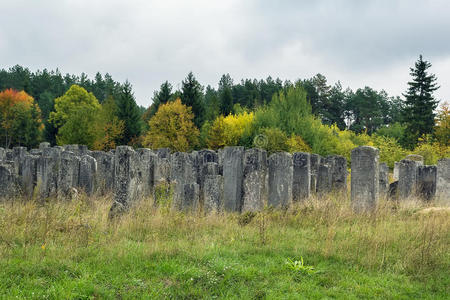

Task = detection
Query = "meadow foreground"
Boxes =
[0,194,449,299]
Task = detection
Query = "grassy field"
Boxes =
[0,193,449,299]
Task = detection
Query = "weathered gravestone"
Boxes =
[316,162,332,195]
[351,146,379,212]
[170,152,197,210]
[204,175,224,213]
[37,147,62,198]
[136,149,157,197]
[22,155,40,198]
[435,158,450,205]
[292,152,311,201]
[222,146,244,212]
[91,151,115,194]
[79,155,97,196]
[398,159,419,199]
[12,147,27,177]
[310,154,320,194]
[379,163,389,197]
[57,151,80,198]
[268,152,293,208]
[416,165,436,201]
[110,146,142,215]
[0,162,18,199]
[325,155,347,191]
[180,183,200,212]
[242,148,267,212]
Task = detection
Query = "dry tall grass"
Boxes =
[0,192,448,280]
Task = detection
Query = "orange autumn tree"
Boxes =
[143,98,199,152]
[0,89,43,148]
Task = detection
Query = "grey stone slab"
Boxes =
[379,163,389,197]
[398,159,419,199]
[436,158,450,205]
[204,175,224,213]
[316,163,332,195]
[222,146,244,212]
[79,155,97,196]
[416,165,436,201]
[325,155,347,191]
[293,152,311,201]
[268,152,293,208]
[242,148,267,212]
[351,146,379,212]
[310,154,321,193]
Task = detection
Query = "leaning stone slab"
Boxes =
[204,175,224,213]
[79,155,97,196]
[222,146,244,212]
[379,163,389,197]
[416,165,436,201]
[325,155,347,191]
[351,146,379,213]
[398,159,419,199]
[268,152,293,209]
[242,148,267,212]
[436,158,450,205]
[293,152,311,201]
[310,154,320,193]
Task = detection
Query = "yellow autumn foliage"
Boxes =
[143,98,199,152]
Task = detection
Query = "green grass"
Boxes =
[0,194,449,299]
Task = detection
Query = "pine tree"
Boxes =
[181,72,204,127]
[116,81,142,145]
[218,74,234,116]
[402,55,440,148]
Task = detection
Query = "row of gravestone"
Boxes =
[0,144,449,213]
[351,147,449,212]
[0,143,113,200]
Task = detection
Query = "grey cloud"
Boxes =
[0,0,448,106]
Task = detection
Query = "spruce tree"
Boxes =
[218,74,234,116]
[181,72,204,127]
[116,81,142,145]
[402,55,439,148]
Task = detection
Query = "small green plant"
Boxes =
[285,257,316,275]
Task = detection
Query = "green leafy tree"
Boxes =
[49,85,100,147]
[116,81,142,145]
[402,55,440,149]
[181,72,205,127]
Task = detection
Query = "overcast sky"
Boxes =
[1,0,449,106]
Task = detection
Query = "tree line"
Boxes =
[0,55,448,166]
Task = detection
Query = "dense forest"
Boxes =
[0,55,448,168]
